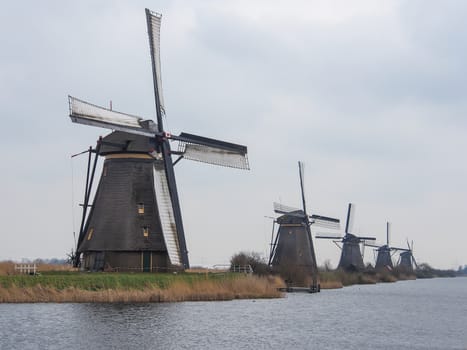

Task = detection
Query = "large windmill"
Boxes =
[69,9,249,272]
[398,240,418,272]
[316,203,376,271]
[365,222,407,270]
[268,162,340,292]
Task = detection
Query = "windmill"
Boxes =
[316,203,376,271]
[268,162,340,292]
[398,240,418,271]
[365,222,407,270]
[69,9,249,272]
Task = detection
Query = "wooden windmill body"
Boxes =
[366,222,409,271]
[398,240,418,272]
[316,203,375,271]
[268,162,340,291]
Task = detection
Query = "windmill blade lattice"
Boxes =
[153,162,182,266]
[146,9,165,117]
[310,214,340,229]
[273,202,302,216]
[298,161,308,218]
[176,132,249,170]
[69,96,155,137]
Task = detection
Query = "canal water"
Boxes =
[0,277,466,349]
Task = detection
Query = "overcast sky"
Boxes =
[1,0,466,269]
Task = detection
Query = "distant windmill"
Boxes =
[316,203,376,271]
[268,162,340,292]
[398,240,418,271]
[365,222,407,270]
[68,9,249,272]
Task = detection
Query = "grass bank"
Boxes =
[0,268,284,303]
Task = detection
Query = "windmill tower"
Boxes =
[268,162,340,292]
[69,9,249,272]
[365,222,407,270]
[398,240,418,272]
[316,203,376,271]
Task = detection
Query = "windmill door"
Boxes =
[93,252,105,271]
[143,252,151,272]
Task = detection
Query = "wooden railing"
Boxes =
[14,264,37,275]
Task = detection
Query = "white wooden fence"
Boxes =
[14,264,37,275]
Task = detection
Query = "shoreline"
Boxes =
[0,263,456,303]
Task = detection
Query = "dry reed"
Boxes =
[0,262,74,276]
[0,262,15,276]
[0,275,284,303]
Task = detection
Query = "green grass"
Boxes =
[0,271,236,291]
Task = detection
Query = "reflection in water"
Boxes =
[1,278,466,349]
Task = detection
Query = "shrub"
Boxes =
[230,252,271,276]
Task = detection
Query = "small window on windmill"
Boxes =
[143,226,149,237]
[138,203,145,215]
[103,166,108,177]
[87,228,94,240]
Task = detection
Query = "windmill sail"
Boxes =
[153,162,183,266]
[315,233,343,239]
[269,161,341,292]
[345,203,356,234]
[176,132,249,170]
[310,214,340,229]
[146,9,165,117]
[316,202,375,270]
[298,161,307,216]
[273,202,302,215]
[386,222,391,245]
[273,203,340,229]
[69,96,155,137]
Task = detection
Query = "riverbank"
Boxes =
[0,270,284,303]
[319,269,417,289]
[1,261,452,303]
